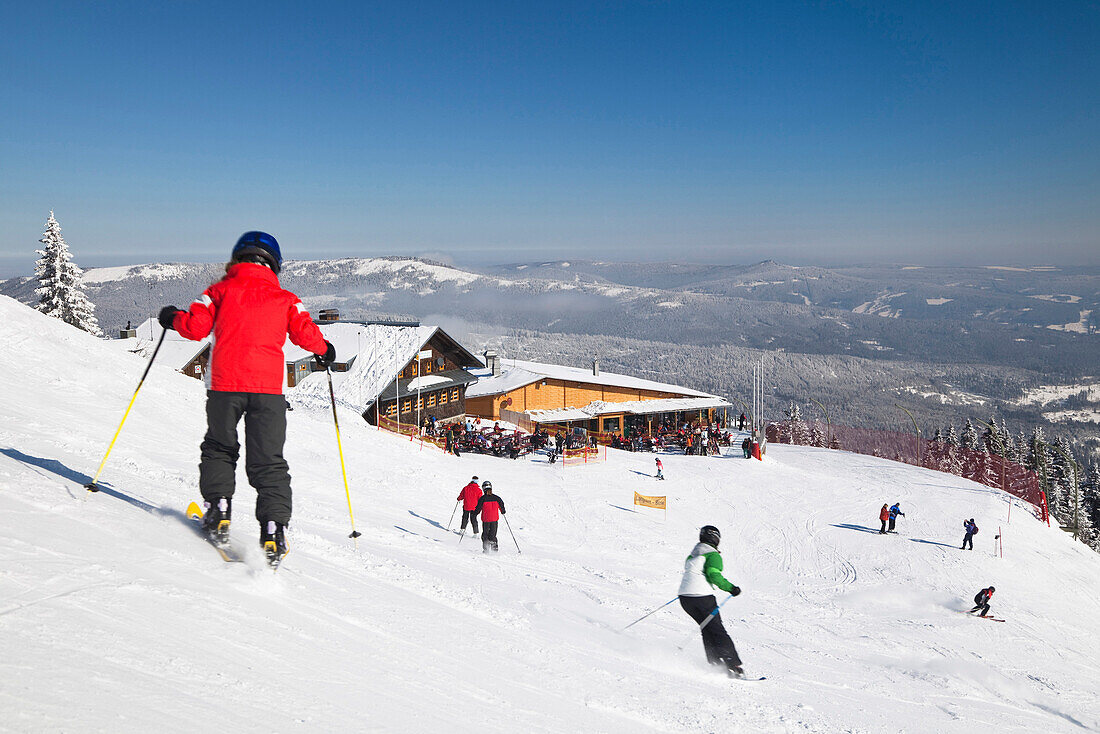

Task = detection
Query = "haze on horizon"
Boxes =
[1,2,1097,278]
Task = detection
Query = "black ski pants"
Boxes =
[970,602,990,616]
[482,521,499,552]
[679,594,741,668]
[200,391,292,526]
[460,510,479,534]
[879,520,887,534]
[888,517,897,532]
[962,532,974,550]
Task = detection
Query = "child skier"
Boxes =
[473,480,506,553]
[678,525,745,678]
[962,518,978,550]
[655,457,664,480]
[159,231,334,565]
[969,586,995,617]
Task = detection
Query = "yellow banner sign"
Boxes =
[634,492,666,510]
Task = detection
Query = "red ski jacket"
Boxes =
[879,505,890,522]
[475,493,505,522]
[457,481,483,511]
[173,263,327,394]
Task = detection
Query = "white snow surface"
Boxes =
[2,294,1099,733]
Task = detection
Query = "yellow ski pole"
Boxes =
[86,329,168,492]
[327,367,362,545]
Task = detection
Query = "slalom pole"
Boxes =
[622,597,678,631]
[446,500,460,532]
[676,594,734,650]
[85,328,168,492]
[327,368,362,546]
[503,514,521,553]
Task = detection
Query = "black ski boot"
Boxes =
[260,520,288,568]
[202,497,232,545]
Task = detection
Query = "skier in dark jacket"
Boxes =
[456,476,483,536]
[969,586,995,617]
[742,436,752,459]
[160,231,333,566]
[879,504,890,534]
[678,525,745,678]
[473,481,506,553]
[962,518,978,550]
[888,503,905,532]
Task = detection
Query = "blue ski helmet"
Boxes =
[231,231,282,273]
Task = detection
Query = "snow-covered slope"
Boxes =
[1,295,1098,734]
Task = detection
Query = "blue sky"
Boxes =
[1,1,1097,274]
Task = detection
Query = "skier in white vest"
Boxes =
[678,525,745,678]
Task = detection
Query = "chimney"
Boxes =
[318,308,340,322]
[484,349,500,377]
[593,357,600,376]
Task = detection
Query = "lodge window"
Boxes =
[416,397,423,410]
[425,360,432,374]
[439,391,448,404]
[451,388,459,400]
[402,400,411,413]
[427,393,436,407]
[386,403,397,416]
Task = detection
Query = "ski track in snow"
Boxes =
[1,295,1100,733]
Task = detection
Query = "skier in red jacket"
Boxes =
[159,232,334,565]
[878,504,890,534]
[456,475,483,536]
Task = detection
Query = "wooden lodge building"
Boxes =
[466,352,730,436]
[283,313,483,427]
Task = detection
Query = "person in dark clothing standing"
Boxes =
[678,525,745,678]
[741,436,752,459]
[969,586,995,617]
[456,476,482,536]
[160,231,333,566]
[474,480,506,553]
[962,518,978,550]
[888,503,905,532]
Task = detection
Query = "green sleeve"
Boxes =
[703,552,734,593]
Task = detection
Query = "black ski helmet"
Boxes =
[232,231,282,273]
[482,480,492,492]
[699,525,721,547]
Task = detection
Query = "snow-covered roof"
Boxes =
[117,318,210,370]
[526,396,731,424]
[289,324,452,409]
[466,358,718,400]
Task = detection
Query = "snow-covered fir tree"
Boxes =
[944,424,960,447]
[982,415,1004,456]
[1084,464,1100,552]
[1050,437,1080,526]
[34,212,101,336]
[1027,428,1058,521]
[962,418,983,452]
[810,421,826,448]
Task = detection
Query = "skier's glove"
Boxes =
[158,306,181,330]
[729,586,741,597]
[314,341,336,369]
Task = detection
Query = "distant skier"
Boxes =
[738,413,747,431]
[678,525,745,679]
[655,457,665,480]
[888,503,905,533]
[962,518,978,550]
[456,476,483,536]
[879,504,890,534]
[474,481,506,553]
[969,586,995,617]
[159,231,334,566]
[742,437,752,459]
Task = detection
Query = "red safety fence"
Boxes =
[766,420,1048,523]
[563,444,607,466]
[377,415,448,452]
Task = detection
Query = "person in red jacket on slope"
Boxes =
[456,475,483,536]
[879,504,890,534]
[158,232,334,565]
[474,481,506,553]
